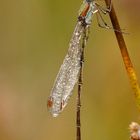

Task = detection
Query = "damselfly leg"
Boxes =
[95,0,112,14]
[95,1,127,33]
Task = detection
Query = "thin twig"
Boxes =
[105,0,140,109]
[76,62,82,140]
[77,26,88,140]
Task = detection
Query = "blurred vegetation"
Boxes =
[0,0,140,140]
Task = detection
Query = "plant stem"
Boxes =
[77,26,87,140]
[105,0,140,109]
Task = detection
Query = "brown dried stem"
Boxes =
[105,0,140,109]
[77,26,88,140]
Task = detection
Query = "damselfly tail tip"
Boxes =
[47,97,53,108]
[52,113,59,117]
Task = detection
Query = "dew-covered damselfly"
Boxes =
[47,0,111,117]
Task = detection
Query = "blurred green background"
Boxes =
[0,0,140,140]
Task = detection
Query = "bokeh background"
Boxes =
[0,0,140,140]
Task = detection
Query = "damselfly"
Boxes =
[47,0,111,117]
